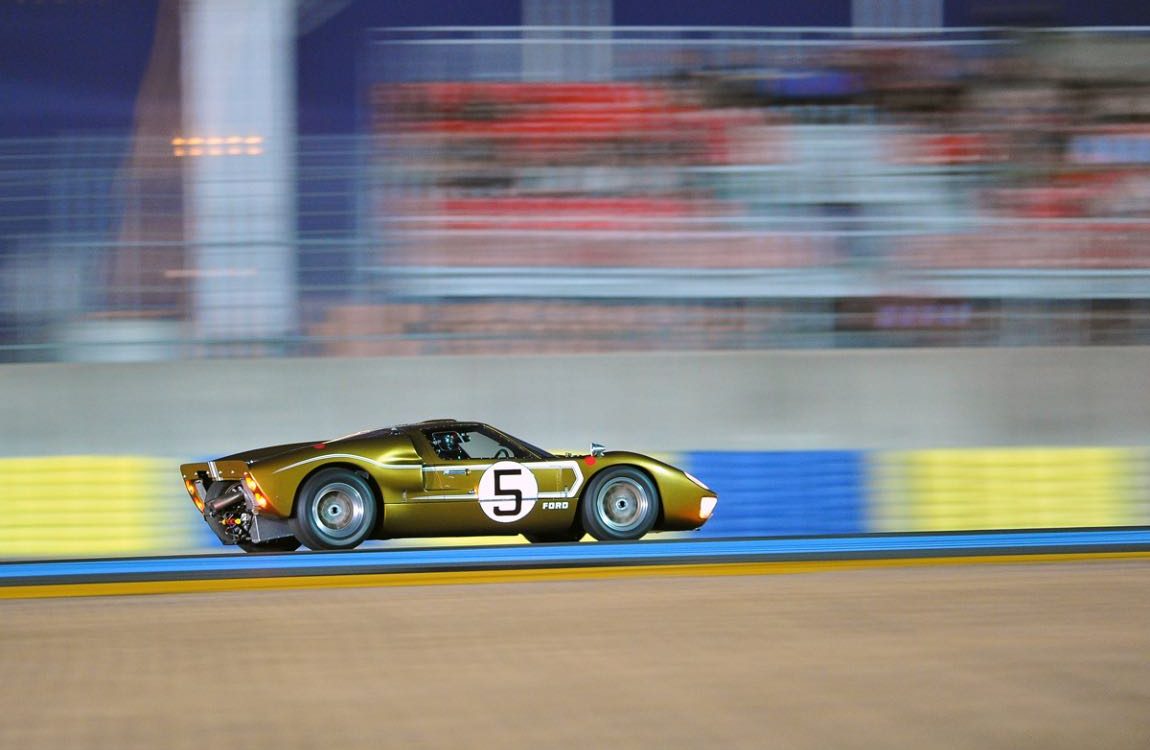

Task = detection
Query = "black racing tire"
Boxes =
[238,537,301,553]
[290,468,378,551]
[523,526,586,544]
[580,467,660,541]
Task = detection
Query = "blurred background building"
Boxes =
[1,1,1149,362]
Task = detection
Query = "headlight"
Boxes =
[699,496,718,520]
[684,471,711,491]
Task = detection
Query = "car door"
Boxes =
[390,425,562,535]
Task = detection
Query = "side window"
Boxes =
[424,427,523,461]
[459,430,507,460]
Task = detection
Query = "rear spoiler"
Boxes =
[180,460,249,483]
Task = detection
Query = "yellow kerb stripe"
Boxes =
[0,456,191,556]
[871,447,1141,532]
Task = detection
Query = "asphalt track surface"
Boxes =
[2,531,1150,749]
[1,556,1148,749]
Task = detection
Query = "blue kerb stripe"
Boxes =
[687,451,866,537]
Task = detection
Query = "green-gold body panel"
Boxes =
[180,420,716,547]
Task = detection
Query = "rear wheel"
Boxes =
[580,467,660,541]
[238,537,300,553]
[290,468,378,550]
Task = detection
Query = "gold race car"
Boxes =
[180,420,718,552]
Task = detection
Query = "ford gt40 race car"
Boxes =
[180,419,718,552]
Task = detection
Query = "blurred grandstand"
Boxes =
[5,26,1150,361]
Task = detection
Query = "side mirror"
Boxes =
[590,442,605,457]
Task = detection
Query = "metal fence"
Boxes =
[4,27,1150,361]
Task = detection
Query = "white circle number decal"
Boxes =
[478,461,538,523]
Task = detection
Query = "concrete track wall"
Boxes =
[2,347,1148,458]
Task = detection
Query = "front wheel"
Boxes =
[290,468,378,550]
[580,467,660,541]
[239,537,301,553]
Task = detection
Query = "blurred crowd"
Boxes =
[381,34,1150,241]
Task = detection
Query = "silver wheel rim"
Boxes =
[594,477,650,533]
[309,481,367,541]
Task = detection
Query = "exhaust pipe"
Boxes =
[207,486,244,514]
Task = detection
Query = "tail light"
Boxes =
[243,472,270,512]
[185,479,206,513]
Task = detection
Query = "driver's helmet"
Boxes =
[432,431,464,460]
